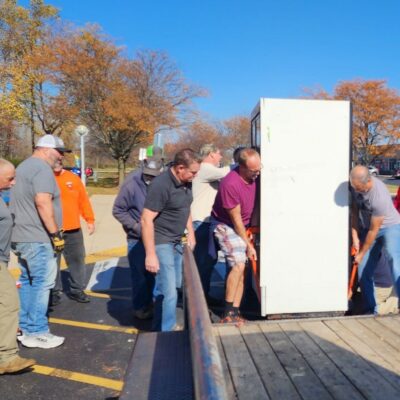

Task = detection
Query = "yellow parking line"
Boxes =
[85,246,126,264]
[85,290,131,301]
[49,317,139,334]
[33,364,123,391]
[94,287,131,292]
[9,245,127,277]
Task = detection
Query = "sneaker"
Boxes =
[20,333,65,349]
[0,355,36,374]
[133,305,153,320]
[69,291,90,303]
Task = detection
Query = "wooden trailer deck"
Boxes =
[215,315,400,400]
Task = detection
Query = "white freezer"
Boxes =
[250,98,351,316]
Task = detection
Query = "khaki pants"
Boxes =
[376,286,399,315]
[0,261,19,362]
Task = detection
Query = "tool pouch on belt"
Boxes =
[50,230,65,253]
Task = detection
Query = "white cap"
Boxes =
[35,135,71,153]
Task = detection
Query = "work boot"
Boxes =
[0,355,36,374]
[68,291,90,303]
[133,304,153,320]
[50,291,62,306]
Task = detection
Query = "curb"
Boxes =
[9,246,127,279]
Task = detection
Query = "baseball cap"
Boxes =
[35,134,72,153]
[142,158,164,176]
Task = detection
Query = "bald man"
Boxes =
[0,159,36,374]
[350,165,400,314]
[211,148,260,324]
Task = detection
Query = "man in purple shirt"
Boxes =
[211,148,261,323]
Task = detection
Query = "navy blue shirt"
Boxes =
[112,170,147,240]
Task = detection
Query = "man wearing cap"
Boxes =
[51,158,95,305]
[0,159,36,374]
[113,158,164,319]
[10,134,69,349]
[211,148,260,324]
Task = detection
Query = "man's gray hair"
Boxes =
[199,144,219,160]
[350,165,370,184]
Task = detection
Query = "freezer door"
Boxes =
[258,98,350,315]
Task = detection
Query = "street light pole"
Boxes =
[75,125,89,186]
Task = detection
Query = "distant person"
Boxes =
[350,165,400,314]
[211,148,261,324]
[0,159,36,374]
[191,144,229,301]
[113,158,164,319]
[11,134,68,349]
[51,158,95,305]
[141,149,200,331]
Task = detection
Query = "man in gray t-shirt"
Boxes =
[350,165,400,314]
[10,134,70,349]
[11,157,62,243]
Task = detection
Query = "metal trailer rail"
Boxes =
[183,245,228,400]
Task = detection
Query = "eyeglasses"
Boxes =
[246,163,263,174]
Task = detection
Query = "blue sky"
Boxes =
[21,0,400,121]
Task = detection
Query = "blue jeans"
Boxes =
[12,242,57,335]
[193,221,217,296]
[152,243,183,332]
[128,239,154,311]
[358,224,400,314]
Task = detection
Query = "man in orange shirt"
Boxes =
[52,160,95,304]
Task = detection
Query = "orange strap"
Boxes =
[348,246,358,300]
[246,227,261,301]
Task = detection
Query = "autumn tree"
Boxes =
[165,115,250,164]
[165,119,220,159]
[0,0,59,150]
[130,50,206,134]
[48,29,206,184]
[219,116,250,154]
[45,28,145,183]
[306,79,400,164]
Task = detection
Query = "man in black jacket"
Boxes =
[112,158,163,319]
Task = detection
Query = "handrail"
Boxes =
[183,245,228,400]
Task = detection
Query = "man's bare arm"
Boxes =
[351,199,360,252]
[355,215,384,264]
[226,205,257,260]
[186,213,196,250]
[141,208,160,273]
[35,193,59,234]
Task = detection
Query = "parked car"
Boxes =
[368,165,379,176]
[64,166,93,178]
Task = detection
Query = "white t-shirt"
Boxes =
[191,163,229,222]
